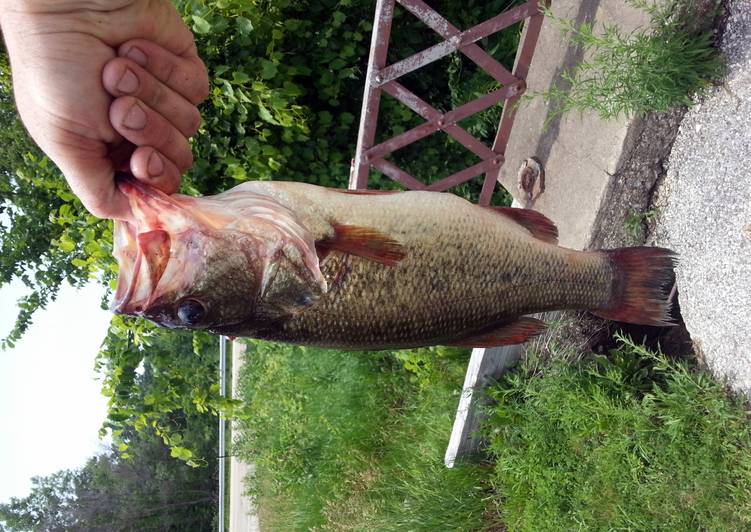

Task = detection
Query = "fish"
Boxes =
[111,177,676,349]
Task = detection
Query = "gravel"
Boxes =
[650,0,751,395]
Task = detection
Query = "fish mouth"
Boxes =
[110,177,184,316]
[111,221,172,316]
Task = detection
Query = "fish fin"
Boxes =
[316,224,406,266]
[487,207,558,244]
[592,247,677,326]
[331,189,401,195]
[137,230,171,291]
[449,317,546,347]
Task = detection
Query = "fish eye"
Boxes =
[176,298,207,326]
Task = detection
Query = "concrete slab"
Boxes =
[498,0,652,249]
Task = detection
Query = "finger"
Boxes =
[49,136,133,221]
[117,39,209,105]
[110,96,193,172]
[66,168,133,220]
[129,146,181,195]
[102,57,202,138]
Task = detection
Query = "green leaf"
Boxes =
[257,104,278,124]
[332,11,346,27]
[260,59,278,80]
[58,234,75,253]
[170,446,194,460]
[236,16,254,35]
[191,15,211,35]
[232,71,251,84]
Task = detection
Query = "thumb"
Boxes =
[60,154,133,221]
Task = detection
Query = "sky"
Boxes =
[0,279,112,503]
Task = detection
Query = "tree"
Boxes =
[0,470,78,531]
[0,423,217,531]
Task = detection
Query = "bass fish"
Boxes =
[112,178,676,349]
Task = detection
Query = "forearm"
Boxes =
[0,1,136,40]
[0,1,132,15]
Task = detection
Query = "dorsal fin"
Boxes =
[487,207,558,244]
[316,224,406,266]
[448,317,546,347]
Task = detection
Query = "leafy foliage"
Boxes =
[96,318,240,467]
[486,335,751,531]
[236,340,495,530]
[0,53,114,350]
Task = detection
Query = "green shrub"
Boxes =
[486,335,751,531]
[236,341,406,529]
[535,0,723,120]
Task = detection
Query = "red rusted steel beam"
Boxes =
[426,158,500,192]
[352,0,545,205]
[367,82,523,162]
[366,121,438,161]
[375,1,536,87]
[382,82,496,160]
[443,83,524,125]
[490,13,543,155]
[398,0,518,86]
[350,0,396,190]
[479,6,545,205]
[370,158,429,190]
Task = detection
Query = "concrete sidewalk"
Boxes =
[498,0,653,250]
[229,341,260,532]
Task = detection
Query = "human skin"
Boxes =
[0,0,209,220]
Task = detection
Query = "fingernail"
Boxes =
[124,46,148,67]
[117,68,139,94]
[148,152,164,176]
[123,102,147,130]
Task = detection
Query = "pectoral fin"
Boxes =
[316,224,406,266]
[449,317,546,347]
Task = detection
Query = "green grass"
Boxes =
[485,334,751,531]
[234,335,751,531]
[623,208,656,238]
[535,0,723,120]
[235,341,494,531]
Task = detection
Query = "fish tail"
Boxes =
[592,247,677,326]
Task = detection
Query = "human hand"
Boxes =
[0,0,209,220]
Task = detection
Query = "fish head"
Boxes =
[111,178,325,333]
